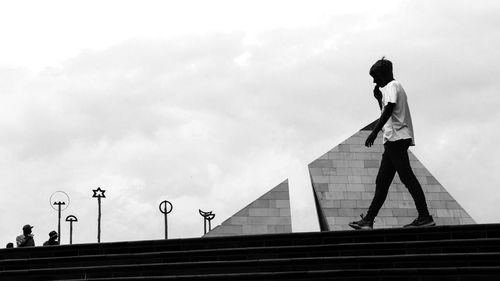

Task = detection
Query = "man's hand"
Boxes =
[365,132,378,147]
[373,85,382,101]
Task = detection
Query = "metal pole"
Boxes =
[92,187,106,243]
[50,191,70,244]
[58,204,62,244]
[164,212,168,239]
[199,210,214,235]
[159,200,173,240]
[97,197,101,243]
[69,222,73,245]
[206,213,215,232]
[65,215,78,245]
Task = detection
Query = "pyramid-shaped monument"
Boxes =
[309,121,475,231]
[204,179,291,237]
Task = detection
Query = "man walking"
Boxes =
[349,57,435,230]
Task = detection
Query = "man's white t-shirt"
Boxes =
[380,80,415,145]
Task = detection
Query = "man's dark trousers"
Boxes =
[365,138,430,221]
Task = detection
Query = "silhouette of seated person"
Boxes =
[43,231,60,246]
[16,224,35,247]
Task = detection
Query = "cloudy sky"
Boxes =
[1,0,499,246]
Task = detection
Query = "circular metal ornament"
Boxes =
[49,191,70,211]
[199,209,212,217]
[159,200,173,214]
[65,215,78,222]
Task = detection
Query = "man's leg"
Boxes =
[388,139,430,218]
[349,144,396,229]
[364,143,397,221]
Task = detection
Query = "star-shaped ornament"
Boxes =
[92,187,106,198]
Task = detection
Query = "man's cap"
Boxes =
[22,224,34,231]
[49,231,58,238]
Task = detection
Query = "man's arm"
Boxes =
[365,103,395,147]
[20,235,34,247]
[17,236,28,247]
[373,86,383,110]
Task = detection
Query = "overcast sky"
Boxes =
[1,0,499,246]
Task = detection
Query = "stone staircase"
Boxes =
[1,224,500,280]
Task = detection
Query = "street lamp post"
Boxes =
[159,200,173,239]
[65,215,78,245]
[92,187,106,243]
[53,201,66,244]
[199,210,215,235]
[50,191,70,245]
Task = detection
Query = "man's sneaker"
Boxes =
[348,214,373,230]
[404,215,436,228]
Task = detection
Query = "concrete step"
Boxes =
[23,267,500,281]
[1,252,500,280]
[1,224,499,280]
[2,223,500,260]
[1,237,500,271]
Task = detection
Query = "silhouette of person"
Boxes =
[6,243,14,248]
[43,231,60,246]
[349,57,435,230]
[16,224,35,247]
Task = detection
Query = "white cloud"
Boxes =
[1,0,500,245]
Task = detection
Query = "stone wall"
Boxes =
[204,179,291,237]
[309,124,475,231]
